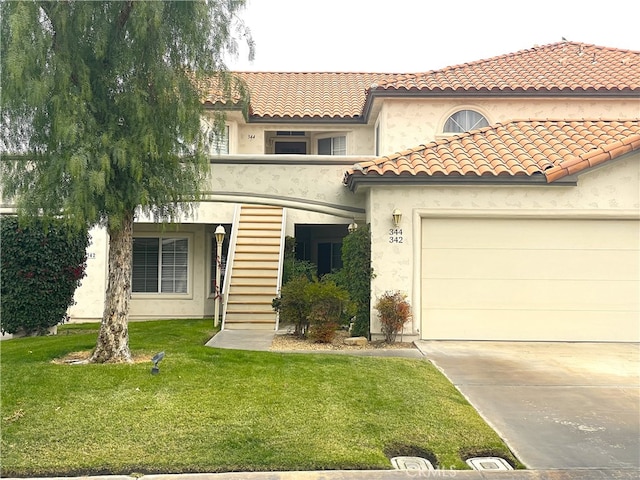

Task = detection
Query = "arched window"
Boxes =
[443,110,489,133]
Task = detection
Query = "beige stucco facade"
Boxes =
[5,92,637,342]
[374,98,639,155]
[66,159,367,322]
[364,152,640,341]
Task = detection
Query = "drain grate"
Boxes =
[466,457,513,471]
[390,456,434,471]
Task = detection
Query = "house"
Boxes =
[63,41,639,342]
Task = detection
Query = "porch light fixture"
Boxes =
[348,220,358,233]
[213,225,226,328]
[392,209,402,228]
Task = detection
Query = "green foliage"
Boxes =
[374,291,413,344]
[273,276,353,342]
[272,275,311,337]
[281,237,316,284]
[0,319,520,476]
[1,1,253,229]
[339,224,374,338]
[305,279,354,343]
[0,216,89,335]
[0,1,253,360]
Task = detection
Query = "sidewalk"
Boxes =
[8,468,640,479]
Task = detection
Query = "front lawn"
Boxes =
[0,319,519,476]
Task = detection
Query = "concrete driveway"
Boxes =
[414,341,640,470]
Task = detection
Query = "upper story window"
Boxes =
[276,131,305,137]
[211,125,229,155]
[317,135,346,155]
[443,110,489,133]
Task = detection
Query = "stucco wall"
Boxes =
[68,158,370,322]
[235,121,375,155]
[204,160,367,217]
[127,223,211,320]
[367,153,640,337]
[376,98,639,155]
[67,226,109,322]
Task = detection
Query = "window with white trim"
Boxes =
[211,125,229,155]
[132,237,188,293]
[317,135,346,155]
[443,110,489,133]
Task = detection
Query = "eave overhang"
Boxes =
[343,172,576,193]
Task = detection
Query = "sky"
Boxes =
[226,0,640,73]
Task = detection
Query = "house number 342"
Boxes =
[388,228,403,244]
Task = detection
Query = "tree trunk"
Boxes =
[89,211,134,363]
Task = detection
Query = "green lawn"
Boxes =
[0,319,520,476]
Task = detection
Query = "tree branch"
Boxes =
[117,1,134,30]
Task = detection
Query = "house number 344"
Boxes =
[388,228,403,244]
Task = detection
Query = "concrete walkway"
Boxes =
[8,468,638,479]
[414,341,640,471]
[205,329,276,351]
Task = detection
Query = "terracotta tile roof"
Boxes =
[202,72,399,120]
[373,42,640,94]
[344,120,640,188]
[196,43,639,120]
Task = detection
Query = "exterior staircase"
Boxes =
[222,205,284,330]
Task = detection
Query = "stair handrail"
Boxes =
[220,204,241,330]
[274,207,287,331]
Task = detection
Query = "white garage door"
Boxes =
[421,217,640,341]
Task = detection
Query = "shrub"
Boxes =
[1,216,89,335]
[273,276,353,342]
[305,279,353,343]
[339,224,374,338]
[374,291,412,343]
[272,275,311,337]
[282,236,315,284]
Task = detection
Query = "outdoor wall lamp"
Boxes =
[214,224,226,245]
[392,209,402,228]
[213,225,226,328]
[348,220,358,233]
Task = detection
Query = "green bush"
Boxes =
[339,224,374,338]
[272,275,311,337]
[282,236,316,284]
[306,279,353,343]
[374,291,412,343]
[273,276,353,342]
[0,216,89,335]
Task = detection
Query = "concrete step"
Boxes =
[226,298,275,309]
[232,272,279,282]
[224,322,277,330]
[228,284,278,294]
[234,252,280,263]
[225,311,277,322]
[236,230,281,238]
[232,263,279,271]
[235,244,282,253]
[239,215,283,224]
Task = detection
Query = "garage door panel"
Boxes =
[423,278,638,311]
[422,218,639,250]
[422,249,639,281]
[421,309,639,341]
[421,217,639,342]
